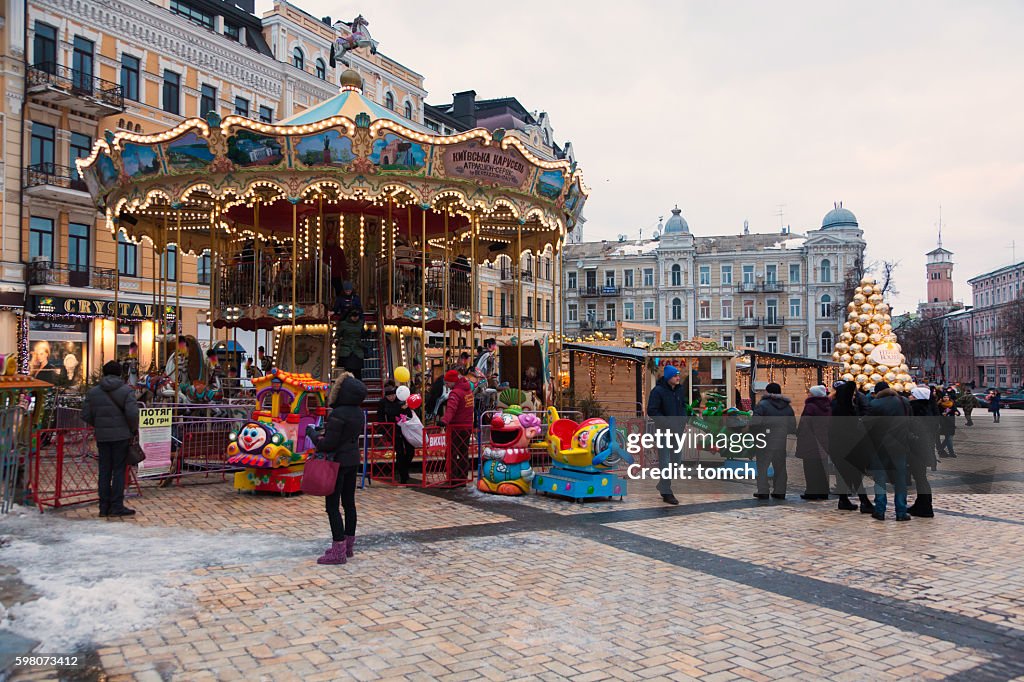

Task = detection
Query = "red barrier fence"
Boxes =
[28,428,139,511]
[363,422,475,489]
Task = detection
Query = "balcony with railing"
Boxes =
[27,261,116,290]
[24,163,92,203]
[27,63,124,115]
[738,316,761,328]
[739,282,759,293]
[761,280,785,293]
[763,315,786,328]
[580,318,611,331]
[499,267,534,284]
[218,256,330,318]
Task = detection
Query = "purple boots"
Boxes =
[316,536,355,565]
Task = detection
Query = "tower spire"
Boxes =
[937,205,943,249]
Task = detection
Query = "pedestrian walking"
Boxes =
[828,381,874,512]
[313,371,367,565]
[335,308,365,379]
[989,390,1002,423]
[865,381,912,521]
[751,382,797,500]
[907,386,938,517]
[937,392,958,458]
[647,365,688,505]
[796,385,832,500]
[81,360,141,518]
[956,388,978,426]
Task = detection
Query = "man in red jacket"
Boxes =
[441,370,475,482]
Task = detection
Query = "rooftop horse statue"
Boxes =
[329,15,378,68]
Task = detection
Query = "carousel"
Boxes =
[75,68,587,400]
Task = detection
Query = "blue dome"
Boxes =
[663,205,689,234]
[822,203,858,229]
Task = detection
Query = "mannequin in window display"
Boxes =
[122,341,140,386]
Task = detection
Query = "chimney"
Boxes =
[452,90,477,128]
[321,16,332,25]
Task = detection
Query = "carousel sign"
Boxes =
[442,141,531,187]
[31,296,176,321]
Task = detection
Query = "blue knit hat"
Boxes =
[663,365,679,380]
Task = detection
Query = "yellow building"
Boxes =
[2,0,426,382]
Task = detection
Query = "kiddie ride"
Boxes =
[533,407,634,501]
[226,370,329,494]
[687,392,753,470]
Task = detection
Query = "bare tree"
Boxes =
[995,294,1024,385]
[897,314,968,382]
[842,257,899,303]
[872,259,900,298]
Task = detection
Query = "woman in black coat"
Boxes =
[907,386,938,517]
[828,381,874,512]
[314,372,367,565]
[377,380,414,484]
[796,386,832,499]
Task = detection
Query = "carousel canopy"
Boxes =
[76,70,588,260]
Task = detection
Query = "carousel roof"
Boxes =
[279,73,411,128]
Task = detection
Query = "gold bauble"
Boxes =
[855,287,864,295]
[854,332,868,344]
[883,335,897,343]
[884,372,897,383]
[839,353,852,363]
[862,285,874,296]
[863,363,876,375]
[898,373,911,383]
[848,342,861,353]
[861,303,874,314]
[834,342,850,353]
[872,314,885,324]
[849,322,862,333]
[869,293,883,304]
[858,314,871,325]
[876,303,890,314]
[899,363,909,373]
[853,294,866,305]
[849,364,863,374]
[881,324,893,334]
[832,351,842,361]
[876,364,890,374]
[848,302,858,312]
[870,373,883,383]
[855,374,868,384]
[882,314,892,323]
[841,332,854,343]
[852,352,865,363]
[862,344,875,356]
[842,373,855,382]
[869,333,882,344]
[867,323,880,333]
[891,382,904,392]
[860,277,875,286]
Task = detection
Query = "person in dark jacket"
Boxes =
[937,392,957,458]
[335,308,365,379]
[81,360,140,517]
[441,370,475,482]
[828,381,874,512]
[988,390,1002,423]
[796,386,832,500]
[313,372,367,565]
[751,382,797,500]
[907,385,938,518]
[378,380,414,484]
[865,381,912,521]
[332,280,362,318]
[647,365,686,505]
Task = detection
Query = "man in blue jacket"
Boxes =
[647,364,687,505]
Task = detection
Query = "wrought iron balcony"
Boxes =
[761,281,785,292]
[738,316,761,328]
[739,282,759,293]
[27,261,116,289]
[763,315,786,328]
[24,163,92,202]
[580,318,610,331]
[27,63,124,114]
[499,268,534,283]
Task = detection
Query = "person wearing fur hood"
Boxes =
[751,382,797,500]
[796,385,832,500]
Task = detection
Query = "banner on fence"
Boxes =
[138,408,173,472]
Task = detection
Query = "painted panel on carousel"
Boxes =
[535,169,566,200]
[293,130,356,168]
[84,155,118,195]
[227,130,285,168]
[370,134,426,172]
[478,407,540,496]
[120,143,162,179]
[163,131,215,173]
[226,421,297,468]
[440,140,531,189]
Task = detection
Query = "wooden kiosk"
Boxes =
[644,340,741,411]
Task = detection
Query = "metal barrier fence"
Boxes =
[141,403,251,484]
[28,427,143,511]
[0,408,29,513]
[363,421,475,489]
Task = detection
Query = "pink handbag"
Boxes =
[301,456,340,496]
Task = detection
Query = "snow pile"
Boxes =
[0,508,316,651]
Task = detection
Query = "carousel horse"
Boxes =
[329,14,378,67]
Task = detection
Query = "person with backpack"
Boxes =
[81,361,141,518]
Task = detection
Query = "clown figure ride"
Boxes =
[478,407,541,495]
[227,369,330,493]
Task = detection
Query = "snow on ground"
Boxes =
[0,507,318,651]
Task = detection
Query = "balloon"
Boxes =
[394,366,411,383]
[396,385,411,401]
[407,393,423,409]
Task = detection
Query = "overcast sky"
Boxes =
[265,0,1024,313]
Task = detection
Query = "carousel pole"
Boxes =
[174,205,182,401]
[470,211,477,353]
[151,235,157,372]
[317,195,324,307]
[253,196,261,315]
[387,196,393,308]
[111,229,119,369]
[555,238,563,409]
[209,205,217,354]
[420,205,427,396]
[291,200,298,371]
[517,221,522,393]
[161,214,168,374]
[443,209,449,372]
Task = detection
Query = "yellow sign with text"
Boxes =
[139,408,172,429]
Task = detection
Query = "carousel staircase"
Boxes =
[357,289,391,414]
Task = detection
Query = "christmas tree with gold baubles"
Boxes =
[832,277,914,392]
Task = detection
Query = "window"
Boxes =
[605,303,615,322]
[404,101,413,119]
[316,58,327,80]
[68,222,90,270]
[820,258,832,283]
[425,120,440,132]
[292,47,304,70]
[72,37,94,91]
[699,300,710,320]
[767,335,778,353]
[526,296,533,320]
[161,245,178,281]
[500,292,507,317]
[200,85,217,118]
[671,264,681,287]
[234,97,249,118]
[790,335,802,355]
[672,333,683,342]
[33,23,58,73]
[644,301,655,320]
[744,335,755,348]
[585,304,597,321]
[742,264,755,284]
[722,334,733,349]
[546,300,552,323]
[605,270,615,287]
[789,263,800,283]
[820,331,833,354]
[671,297,682,320]
[198,251,211,285]
[259,106,273,123]
[224,23,240,42]
[385,92,395,110]
[820,294,832,318]
[566,271,577,289]
[765,264,777,283]
[30,123,55,168]
[29,217,54,262]
[567,303,578,322]
[721,299,732,319]
[766,299,778,324]
[585,269,597,290]
[699,265,710,285]
[721,264,732,285]
[487,291,494,317]
[70,133,91,184]
[118,232,137,276]
[624,269,634,288]
[162,70,180,115]
[624,302,634,320]
[743,299,755,319]
[120,55,140,101]
[643,268,654,287]
[789,297,801,318]
[171,0,214,28]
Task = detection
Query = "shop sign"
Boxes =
[31,296,177,321]
[442,141,530,187]
[138,408,173,472]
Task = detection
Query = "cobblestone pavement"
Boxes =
[5,414,1024,681]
